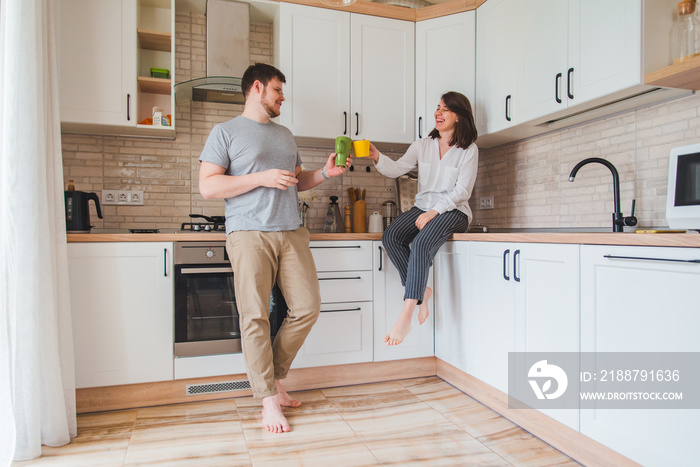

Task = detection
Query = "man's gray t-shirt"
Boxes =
[199,116,302,234]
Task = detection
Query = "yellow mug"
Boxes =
[353,139,370,158]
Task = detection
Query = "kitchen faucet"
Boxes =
[568,157,637,232]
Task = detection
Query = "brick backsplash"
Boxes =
[62,12,700,232]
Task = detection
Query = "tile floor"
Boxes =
[13,377,580,466]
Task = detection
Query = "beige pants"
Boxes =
[226,227,320,398]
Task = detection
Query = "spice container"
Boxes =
[672,0,700,64]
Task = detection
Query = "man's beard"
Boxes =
[261,88,280,118]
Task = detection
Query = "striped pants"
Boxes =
[382,207,469,303]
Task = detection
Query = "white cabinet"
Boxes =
[373,241,435,362]
[58,0,175,137]
[466,241,579,429]
[276,3,414,143]
[415,11,476,140]
[292,241,374,368]
[59,0,137,127]
[433,242,469,372]
[519,0,641,122]
[580,245,700,467]
[68,242,174,388]
[475,0,523,135]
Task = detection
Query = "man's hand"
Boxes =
[259,169,298,190]
[324,153,352,178]
[415,210,439,230]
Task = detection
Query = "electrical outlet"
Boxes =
[102,190,144,205]
[102,190,118,205]
[479,196,494,210]
[129,190,144,205]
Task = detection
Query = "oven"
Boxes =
[174,241,287,357]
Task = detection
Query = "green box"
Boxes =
[150,68,170,79]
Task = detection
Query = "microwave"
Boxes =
[666,143,700,230]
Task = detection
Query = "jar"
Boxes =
[672,0,700,64]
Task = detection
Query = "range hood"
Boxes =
[175,0,249,104]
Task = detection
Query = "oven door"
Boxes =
[174,264,288,357]
[174,264,241,357]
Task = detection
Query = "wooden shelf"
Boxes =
[137,76,171,95]
[645,55,700,91]
[137,29,171,52]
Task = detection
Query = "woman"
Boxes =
[368,91,478,346]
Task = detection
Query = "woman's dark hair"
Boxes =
[241,63,286,99]
[428,91,478,149]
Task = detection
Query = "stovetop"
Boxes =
[180,222,226,232]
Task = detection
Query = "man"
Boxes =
[198,63,350,433]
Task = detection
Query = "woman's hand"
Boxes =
[368,143,380,163]
[323,153,352,178]
[415,209,439,230]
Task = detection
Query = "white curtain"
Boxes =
[0,0,77,464]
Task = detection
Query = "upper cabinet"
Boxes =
[58,0,175,138]
[475,0,523,136]
[519,0,641,123]
[476,0,689,148]
[415,11,476,140]
[275,3,415,144]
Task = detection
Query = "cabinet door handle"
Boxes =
[343,111,347,135]
[378,245,383,271]
[555,73,562,104]
[318,276,362,281]
[418,116,422,138]
[503,249,510,281]
[127,94,131,121]
[505,95,512,122]
[322,307,362,313]
[513,249,521,282]
[603,254,700,264]
[310,245,362,249]
[355,112,359,136]
[163,248,167,277]
[567,67,574,99]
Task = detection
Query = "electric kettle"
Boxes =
[65,190,103,232]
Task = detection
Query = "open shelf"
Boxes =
[645,55,700,91]
[137,29,171,52]
[138,76,171,94]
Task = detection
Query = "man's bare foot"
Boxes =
[261,395,290,433]
[275,379,301,408]
[260,380,300,433]
[418,286,432,325]
[384,312,412,346]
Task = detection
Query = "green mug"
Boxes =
[335,136,352,167]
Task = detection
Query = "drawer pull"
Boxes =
[603,254,700,264]
[321,307,362,313]
[318,276,362,281]
[311,245,362,249]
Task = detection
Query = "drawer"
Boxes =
[318,271,373,303]
[292,301,373,368]
[310,241,373,272]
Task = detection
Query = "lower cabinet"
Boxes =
[293,241,374,368]
[580,245,700,467]
[433,241,469,372]
[465,241,579,429]
[68,242,174,388]
[372,241,435,362]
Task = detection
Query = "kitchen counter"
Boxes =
[66,230,700,247]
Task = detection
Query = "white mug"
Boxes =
[368,211,383,233]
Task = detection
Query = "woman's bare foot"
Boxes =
[384,313,412,346]
[260,380,300,433]
[418,286,432,325]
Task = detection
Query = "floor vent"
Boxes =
[186,380,251,396]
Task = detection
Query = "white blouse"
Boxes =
[374,137,479,220]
